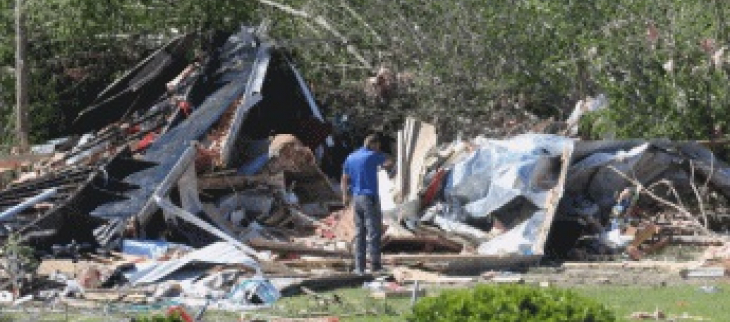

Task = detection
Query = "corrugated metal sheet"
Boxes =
[129,241,258,285]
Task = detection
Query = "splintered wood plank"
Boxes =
[630,224,660,248]
[36,259,99,276]
[562,261,693,270]
[402,119,416,198]
[371,288,425,299]
[197,172,285,190]
[395,130,404,202]
[248,238,349,257]
[404,118,415,161]
[404,118,417,197]
[278,258,352,268]
[382,235,463,253]
[260,261,299,275]
[532,146,572,256]
[0,153,53,169]
[406,119,437,202]
[391,266,443,283]
[384,254,541,274]
[671,235,726,245]
[384,254,540,261]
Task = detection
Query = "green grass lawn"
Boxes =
[240,287,414,321]
[243,283,730,321]
[5,283,729,321]
[574,283,730,321]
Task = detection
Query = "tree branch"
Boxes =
[607,165,713,235]
[690,160,710,229]
[255,0,372,69]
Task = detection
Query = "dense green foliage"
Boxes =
[2,1,730,147]
[0,0,270,147]
[283,1,730,140]
[408,284,616,322]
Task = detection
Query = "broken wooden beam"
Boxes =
[489,275,525,284]
[371,288,425,299]
[682,267,726,278]
[391,266,476,284]
[248,238,349,257]
[197,172,285,190]
[0,153,53,169]
[384,254,541,274]
[278,258,352,268]
[670,235,726,246]
[279,273,373,296]
[562,261,694,270]
[382,235,463,253]
[385,254,538,262]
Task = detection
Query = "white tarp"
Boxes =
[431,133,730,257]
[478,211,546,255]
[445,134,573,220]
[436,134,573,256]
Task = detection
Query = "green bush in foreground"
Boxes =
[408,284,616,322]
[132,312,186,322]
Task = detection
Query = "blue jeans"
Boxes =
[353,195,382,271]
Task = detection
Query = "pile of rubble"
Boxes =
[1,24,730,315]
[387,130,730,262]
[0,25,347,311]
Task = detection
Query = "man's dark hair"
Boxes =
[363,134,380,149]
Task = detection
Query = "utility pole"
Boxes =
[15,0,29,153]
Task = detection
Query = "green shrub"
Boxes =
[132,312,186,322]
[408,284,616,322]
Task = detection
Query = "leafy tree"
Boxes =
[2,1,730,146]
[0,0,262,146]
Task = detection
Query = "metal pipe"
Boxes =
[410,280,420,308]
[0,188,58,221]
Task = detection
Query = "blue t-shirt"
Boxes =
[343,147,386,196]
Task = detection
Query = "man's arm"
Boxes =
[381,154,394,170]
[341,173,351,205]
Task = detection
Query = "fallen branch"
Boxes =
[689,160,710,229]
[607,165,713,236]
[646,179,686,210]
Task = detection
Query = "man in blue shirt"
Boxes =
[341,134,390,274]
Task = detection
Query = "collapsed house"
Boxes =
[0,25,346,307]
[0,25,336,252]
[1,24,730,313]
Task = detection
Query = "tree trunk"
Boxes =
[15,0,29,153]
